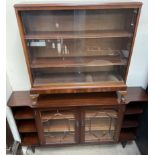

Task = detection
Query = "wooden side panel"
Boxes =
[125,7,142,81]
[15,9,33,85]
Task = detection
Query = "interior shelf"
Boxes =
[122,120,139,128]
[31,56,127,69]
[45,133,75,144]
[41,112,75,121]
[85,131,114,142]
[30,46,127,58]
[85,119,115,131]
[21,134,39,145]
[25,30,132,40]
[33,72,123,86]
[43,121,75,132]
[125,108,143,115]
[14,109,34,120]
[18,120,37,133]
[85,110,118,119]
[119,131,136,141]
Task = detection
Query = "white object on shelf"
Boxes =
[30,40,46,47]
[57,41,61,54]
[65,45,68,55]
[56,22,59,28]
[52,42,55,48]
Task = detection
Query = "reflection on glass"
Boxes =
[21,9,136,86]
[41,110,76,144]
[85,110,117,142]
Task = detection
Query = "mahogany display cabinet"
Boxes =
[10,2,148,151]
[8,87,147,149]
[14,2,142,103]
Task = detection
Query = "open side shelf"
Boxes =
[119,94,147,143]
[18,120,37,133]
[125,108,143,115]
[21,133,39,146]
[119,131,136,141]
[122,120,139,128]
[14,109,34,120]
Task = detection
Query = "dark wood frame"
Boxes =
[14,2,142,96]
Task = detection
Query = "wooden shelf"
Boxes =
[33,72,123,86]
[85,110,117,119]
[126,87,148,103]
[43,120,75,132]
[14,109,34,120]
[18,121,37,133]
[25,30,132,40]
[85,131,114,142]
[45,133,75,144]
[30,47,123,58]
[122,120,139,128]
[119,131,136,141]
[125,108,143,115]
[31,56,127,69]
[41,112,75,121]
[21,134,39,145]
[85,119,115,131]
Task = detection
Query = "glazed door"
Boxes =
[38,108,79,145]
[20,9,137,87]
[82,108,118,143]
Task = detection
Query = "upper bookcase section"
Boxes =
[14,2,142,94]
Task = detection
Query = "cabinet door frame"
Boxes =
[34,107,80,145]
[80,105,125,144]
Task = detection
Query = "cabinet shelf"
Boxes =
[43,121,75,132]
[85,119,115,131]
[122,120,139,128]
[25,30,132,40]
[31,56,127,69]
[45,133,75,144]
[21,134,39,145]
[85,131,114,142]
[14,109,34,120]
[86,110,117,119]
[33,72,123,86]
[41,112,75,121]
[125,108,143,115]
[30,46,126,58]
[18,121,37,133]
[119,131,136,141]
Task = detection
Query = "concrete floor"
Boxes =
[23,141,141,155]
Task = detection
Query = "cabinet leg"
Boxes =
[31,146,35,153]
[121,142,127,148]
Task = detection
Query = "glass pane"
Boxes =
[84,110,118,142]
[21,9,137,86]
[41,110,76,144]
